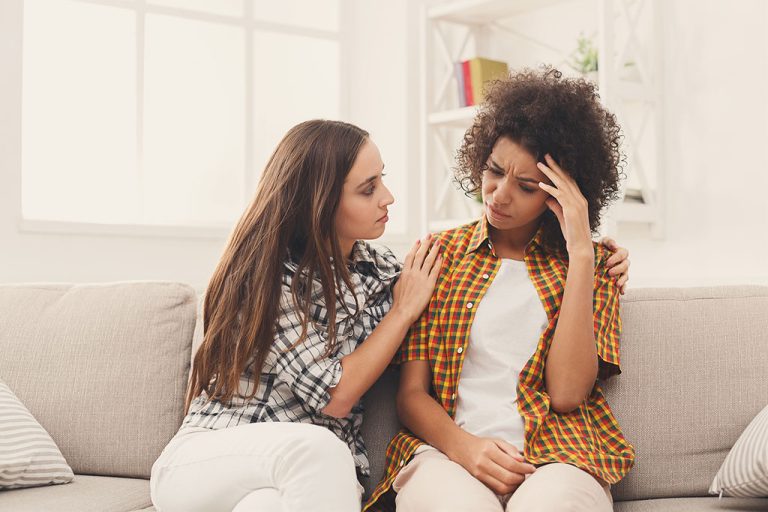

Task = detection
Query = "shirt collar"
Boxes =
[466,215,545,257]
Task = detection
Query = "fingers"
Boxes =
[545,197,565,226]
[428,255,443,285]
[492,439,523,462]
[600,236,619,251]
[479,472,520,496]
[537,181,562,199]
[411,234,432,270]
[403,239,419,269]
[618,274,628,294]
[608,258,629,277]
[422,238,440,272]
[491,440,536,474]
[605,246,629,268]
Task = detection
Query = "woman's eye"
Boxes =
[520,185,536,194]
[364,186,376,196]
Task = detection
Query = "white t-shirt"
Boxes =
[454,258,548,451]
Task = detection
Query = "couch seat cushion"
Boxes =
[615,496,768,511]
[0,474,151,512]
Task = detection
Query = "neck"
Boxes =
[488,219,540,259]
[338,238,356,261]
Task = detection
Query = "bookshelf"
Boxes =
[419,0,665,238]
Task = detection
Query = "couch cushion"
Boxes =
[0,474,151,512]
[0,282,196,479]
[604,286,768,501]
[614,496,768,511]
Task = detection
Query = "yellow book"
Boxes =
[469,57,509,104]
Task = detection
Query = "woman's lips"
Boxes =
[486,203,511,219]
[377,214,389,223]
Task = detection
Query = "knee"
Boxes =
[288,425,354,470]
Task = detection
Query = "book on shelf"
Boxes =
[454,57,509,107]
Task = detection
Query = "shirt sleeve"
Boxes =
[593,244,623,380]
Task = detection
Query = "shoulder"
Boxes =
[356,241,402,277]
[432,221,479,261]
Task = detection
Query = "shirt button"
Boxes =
[466,302,473,309]
[482,273,489,279]
[457,347,463,354]
[451,393,456,400]
[400,459,405,467]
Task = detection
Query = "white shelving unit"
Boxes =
[419,0,665,237]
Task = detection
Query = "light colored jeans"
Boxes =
[393,446,613,512]
[150,422,363,512]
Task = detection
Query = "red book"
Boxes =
[462,60,474,106]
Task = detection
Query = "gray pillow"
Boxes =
[0,379,74,489]
[709,403,768,497]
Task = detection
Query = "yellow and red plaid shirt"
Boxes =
[363,217,635,511]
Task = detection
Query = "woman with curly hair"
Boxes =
[364,67,635,512]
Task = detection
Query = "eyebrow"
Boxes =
[489,158,539,184]
[356,164,385,189]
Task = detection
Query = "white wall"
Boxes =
[615,0,768,287]
[2,0,767,289]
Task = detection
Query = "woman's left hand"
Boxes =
[537,154,594,263]
[600,237,630,294]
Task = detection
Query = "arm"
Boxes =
[322,237,441,418]
[544,252,599,413]
[537,154,600,414]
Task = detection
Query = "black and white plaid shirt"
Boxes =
[180,241,401,475]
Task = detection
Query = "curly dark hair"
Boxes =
[455,66,625,254]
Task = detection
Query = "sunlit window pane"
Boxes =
[252,33,339,180]
[22,0,138,223]
[251,0,339,32]
[143,14,245,226]
[148,0,244,18]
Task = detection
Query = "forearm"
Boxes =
[397,388,467,460]
[545,253,598,412]
[322,307,412,417]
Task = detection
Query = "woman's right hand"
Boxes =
[449,431,537,495]
[392,234,442,324]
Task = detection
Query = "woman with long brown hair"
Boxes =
[150,120,441,512]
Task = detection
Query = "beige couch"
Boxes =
[0,282,766,511]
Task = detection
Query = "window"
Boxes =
[22,0,341,229]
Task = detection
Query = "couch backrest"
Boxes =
[361,286,768,501]
[605,286,768,501]
[0,282,196,479]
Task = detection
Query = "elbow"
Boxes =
[322,392,354,419]
[548,393,586,414]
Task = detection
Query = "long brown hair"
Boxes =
[185,120,370,412]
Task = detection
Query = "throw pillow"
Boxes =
[0,379,74,489]
[709,403,768,497]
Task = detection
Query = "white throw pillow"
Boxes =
[709,403,768,497]
[0,379,74,489]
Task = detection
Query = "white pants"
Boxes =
[150,422,363,512]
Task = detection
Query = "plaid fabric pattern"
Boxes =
[364,218,635,511]
[181,241,401,476]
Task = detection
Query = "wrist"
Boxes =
[567,244,595,265]
[443,428,471,463]
[388,304,416,326]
